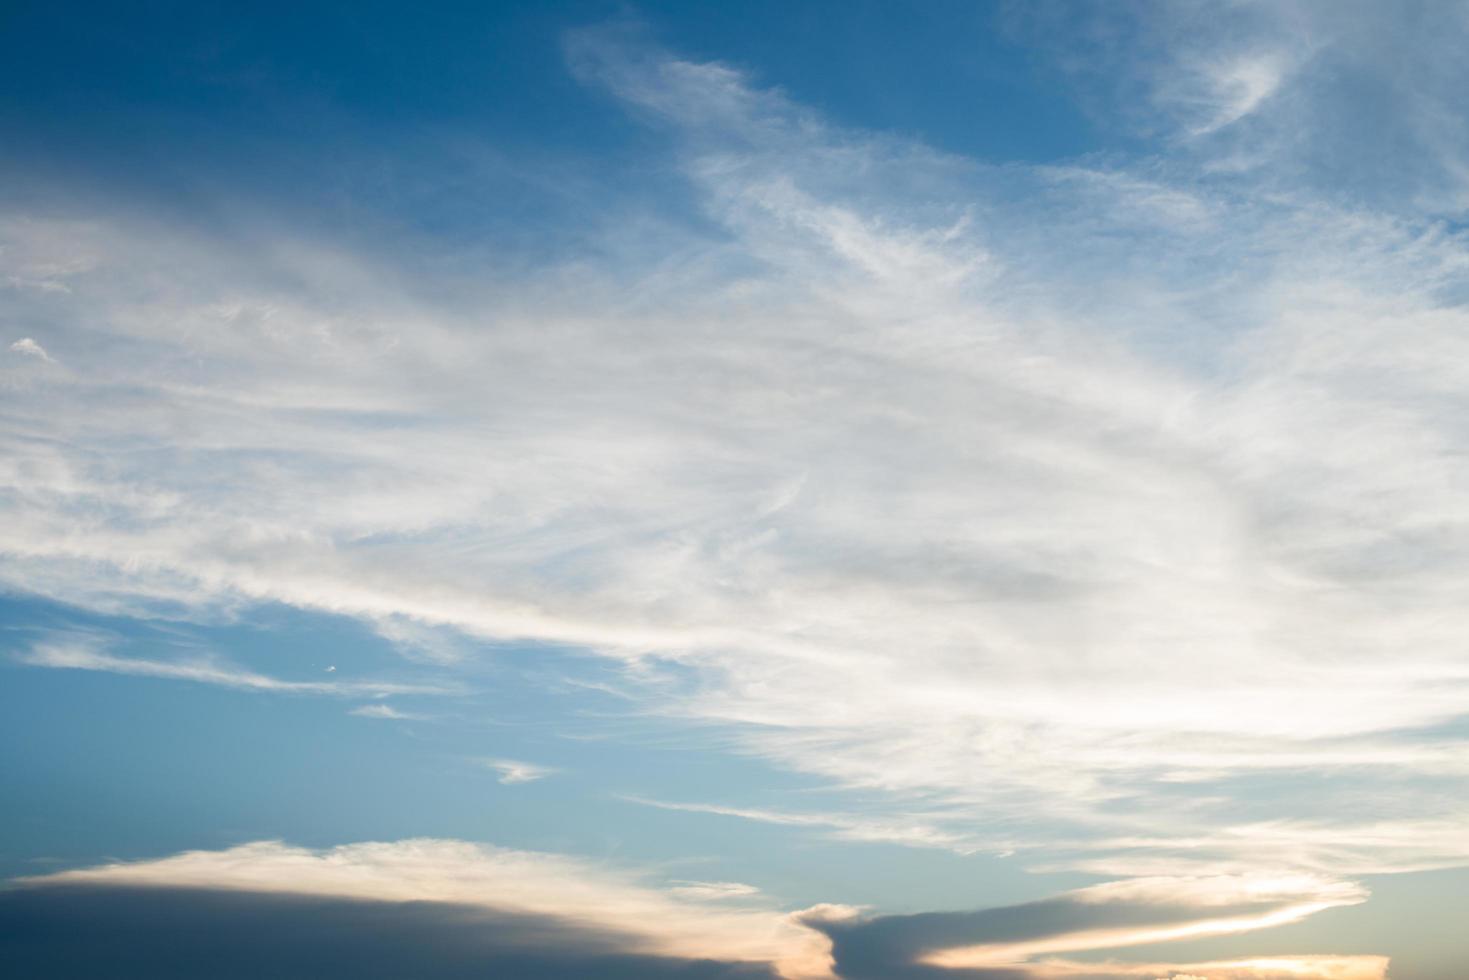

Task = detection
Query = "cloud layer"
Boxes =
[11,842,1385,980]
[3,16,1469,942]
[0,885,783,980]
[14,839,836,978]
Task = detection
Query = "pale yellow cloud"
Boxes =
[1034,954,1388,980]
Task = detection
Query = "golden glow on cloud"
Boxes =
[920,874,1372,976]
[21,846,1388,980]
[1020,955,1388,979]
[20,839,843,980]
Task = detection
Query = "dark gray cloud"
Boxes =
[805,886,1349,980]
[807,895,1168,980]
[0,884,780,980]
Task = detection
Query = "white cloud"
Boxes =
[349,703,421,720]
[670,880,762,901]
[8,337,52,360]
[626,798,986,853]
[1216,52,1283,116]
[1023,1,1469,210]
[3,28,1469,898]
[482,758,555,785]
[18,638,449,699]
[1187,52,1290,135]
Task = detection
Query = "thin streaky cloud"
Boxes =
[349,704,423,721]
[671,881,763,902]
[18,640,451,698]
[623,798,986,854]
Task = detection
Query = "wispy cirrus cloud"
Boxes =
[625,798,986,854]
[672,881,763,902]
[1012,0,1469,210]
[3,21,1469,921]
[17,637,451,698]
[349,703,424,721]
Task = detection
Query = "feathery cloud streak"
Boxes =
[17,637,450,698]
[3,27,1469,893]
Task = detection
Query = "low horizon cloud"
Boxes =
[8,840,1387,980]
[11,839,838,979]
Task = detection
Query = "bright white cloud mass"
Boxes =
[4,5,1469,979]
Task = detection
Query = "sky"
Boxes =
[2,2,1469,978]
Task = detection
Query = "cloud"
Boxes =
[919,876,1365,970]
[1014,1,1469,210]
[349,704,422,720]
[1014,957,1387,980]
[7,336,52,360]
[0,885,784,980]
[482,758,556,784]
[807,875,1376,980]
[17,637,449,698]
[672,881,764,902]
[14,839,839,979]
[1187,52,1289,135]
[626,798,984,853]
[3,22,1469,900]
[9,842,1378,980]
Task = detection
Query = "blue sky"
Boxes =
[4,3,1469,979]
